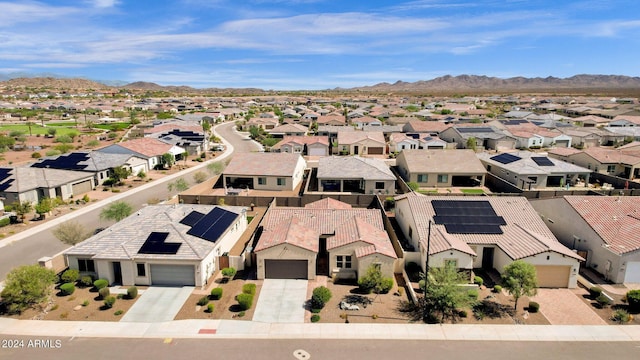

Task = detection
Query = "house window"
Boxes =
[487,165,492,172]
[78,259,95,272]
[444,259,458,268]
[528,176,538,183]
[277,178,286,186]
[136,263,146,277]
[437,174,448,183]
[258,177,267,185]
[417,174,428,183]
[337,255,352,269]
[375,182,385,190]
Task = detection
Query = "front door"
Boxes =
[112,262,122,285]
[482,248,494,270]
[354,145,359,155]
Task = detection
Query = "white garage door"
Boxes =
[150,264,195,286]
[308,146,326,156]
[624,261,640,283]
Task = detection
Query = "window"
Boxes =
[258,177,266,185]
[444,259,458,268]
[417,174,428,183]
[337,255,352,269]
[486,165,492,172]
[375,182,385,190]
[437,174,448,183]
[527,176,538,183]
[277,177,286,186]
[136,263,146,277]
[607,165,616,173]
[78,259,95,272]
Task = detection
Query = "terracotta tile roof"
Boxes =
[548,147,582,157]
[254,217,319,252]
[583,147,640,165]
[337,131,385,145]
[304,198,353,209]
[328,216,397,259]
[404,120,451,133]
[262,207,383,236]
[271,136,330,150]
[564,196,640,255]
[400,149,486,174]
[223,152,305,177]
[397,194,581,260]
[317,156,396,180]
[115,137,174,157]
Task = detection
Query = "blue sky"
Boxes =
[1,0,639,89]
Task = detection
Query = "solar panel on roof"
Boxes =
[434,215,506,226]
[432,200,505,235]
[187,207,239,243]
[531,156,554,166]
[444,224,503,234]
[138,232,182,255]
[31,152,90,171]
[457,127,494,133]
[502,119,528,126]
[490,153,521,164]
[0,168,14,192]
[179,210,205,227]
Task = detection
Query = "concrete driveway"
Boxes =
[253,279,308,323]
[120,286,194,323]
[531,288,607,325]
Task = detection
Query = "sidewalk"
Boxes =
[0,317,639,341]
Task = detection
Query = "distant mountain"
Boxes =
[352,74,640,93]
[121,81,168,90]
[0,77,112,90]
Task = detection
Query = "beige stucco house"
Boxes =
[222,152,307,192]
[395,149,486,188]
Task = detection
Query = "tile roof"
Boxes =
[564,196,640,255]
[337,131,385,145]
[329,216,397,258]
[317,156,396,180]
[1,167,93,193]
[254,217,319,252]
[304,198,353,209]
[477,151,591,175]
[112,137,175,157]
[397,194,581,261]
[223,152,305,177]
[271,136,330,150]
[400,149,486,174]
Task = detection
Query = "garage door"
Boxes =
[308,146,326,156]
[72,180,93,195]
[535,265,570,288]
[265,260,308,279]
[368,147,384,155]
[624,261,640,283]
[150,264,195,286]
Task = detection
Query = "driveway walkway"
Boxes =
[253,279,308,323]
[120,287,194,323]
[531,288,607,325]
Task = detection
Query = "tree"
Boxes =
[34,197,55,216]
[466,137,477,151]
[407,182,420,191]
[12,201,32,222]
[421,263,470,323]
[47,127,57,137]
[168,178,189,192]
[100,201,133,222]
[0,134,15,151]
[201,120,211,133]
[1,265,57,314]
[25,121,35,136]
[501,260,538,310]
[53,220,91,245]
[110,166,132,183]
[162,153,175,169]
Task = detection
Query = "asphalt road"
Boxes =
[0,121,257,280]
[1,337,639,360]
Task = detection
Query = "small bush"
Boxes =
[197,296,210,306]
[94,279,109,290]
[206,303,215,313]
[242,283,256,295]
[59,282,75,296]
[116,294,124,299]
[311,286,332,309]
[98,287,110,300]
[596,294,611,308]
[612,309,631,323]
[0,217,9,227]
[103,296,116,309]
[82,300,90,307]
[493,285,502,293]
[589,286,603,299]
[236,293,254,310]
[51,304,59,311]
[467,289,479,300]
[238,311,246,317]
[79,276,93,288]
[221,267,237,280]
[31,152,42,159]
[60,269,80,283]
[210,287,223,300]
[311,308,321,314]
[126,286,138,299]
[311,314,320,323]
[474,276,484,286]
[528,301,540,313]
[626,289,640,312]
[114,310,123,316]
[379,277,394,294]
[418,279,426,292]
[459,310,468,318]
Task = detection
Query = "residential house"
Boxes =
[316,156,396,195]
[271,136,330,156]
[439,126,516,151]
[477,151,591,189]
[244,117,279,131]
[336,131,386,155]
[530,196,640,283]
[149,129,207,156]
[64,204,247,287]
[254,198,397,280]
[548,144,640,179]
[389,133,447,152]
[0,167,96,204]
[267,123,308,138]
[352,116,382,129]
[98,137,185,170]
[222,152,306,192]
[396,149,486,188]
[402,120,451,135]
[394,194,582,288]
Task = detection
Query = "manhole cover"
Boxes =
[293,349,310,359]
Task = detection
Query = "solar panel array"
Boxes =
[0,168,14,191]
[457,127,494,133]
[138,232,182,254]
[490,153,521,164]
[531,156,554,166]
[432,200,504,234]
[502,119,529,125]
[31,152,90,170]
[186,207,239,243]
[162,130,205,142]
[179,210,205,227]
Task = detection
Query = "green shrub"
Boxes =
[310,314,320,323]
[418,279,426,292]
[589,286,603,299]
[236,293,254,310]
[93,279,109,290]
[221,267,237,279]
[626,289,640,312]
[311,286,332,309]
[0,217,9,227]
[114,310,123,316]
[210,287,223,300]
[612,309,631,323]
[98,287,110,300]
[60,269,79,283]
[59,282,75,296]
[79,276,93,288]
[103,296,116,309]
[242,283,256,295]
[31,152,42,159]
[206,303,215,313]
[459,310,468,318]
[198,296,210,306]
[238,311,246,317]
[493,285,502,293]
[379,277,394,294]
[116,294,124,299]
[467,289,479,300]
[82,300,90,307]
[473,276,484,286]
[528,301,540,313]
[311,308,321,314]
[126,286,138,299]
[596,294,611,308]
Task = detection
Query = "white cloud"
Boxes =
[89,0,120,8]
